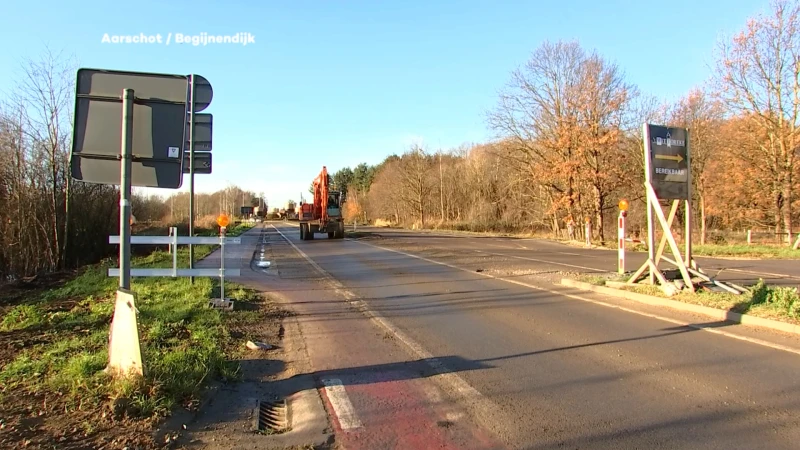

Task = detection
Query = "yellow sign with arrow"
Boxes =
[654,153,684,163]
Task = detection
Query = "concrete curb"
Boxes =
[560,278,800,336]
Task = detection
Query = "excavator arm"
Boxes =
[312,166,329,223]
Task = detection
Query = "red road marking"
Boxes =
[317,371,502,449]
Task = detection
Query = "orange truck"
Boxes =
[298,166,345,240]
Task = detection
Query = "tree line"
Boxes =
[333,0,800,246]
[2,1,797,282]
[0,47,264,281]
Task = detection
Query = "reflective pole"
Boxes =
[618,211,627,274]
[220,226,226,300]
[618,199,629,275]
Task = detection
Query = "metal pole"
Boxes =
[171,227,178,277]
[188,74,197,283]
[618,211,626,274]
[220,226,226,300]
[119,88,134,290]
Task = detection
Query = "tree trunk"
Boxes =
[783,174,793,244]
[594,186,605,244]
[699,193,707,245]
[418,187,425,228]
[51,155,60,272]
[439,153,445,221]
[774,187,783,237]
[62,173,70,269]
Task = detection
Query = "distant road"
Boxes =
[260,222,800,449]
[351,226,800,287]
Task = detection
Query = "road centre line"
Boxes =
[350,238,800,357]
[474,250,606,273]
[725,268,800,281]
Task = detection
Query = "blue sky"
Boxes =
[2,0,765,208]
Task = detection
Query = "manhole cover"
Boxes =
[254,398,289,433]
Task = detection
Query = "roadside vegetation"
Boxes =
[575,273,800,325]
[0,222,273,449]
[324,2,800,260]
[363,225,797,259]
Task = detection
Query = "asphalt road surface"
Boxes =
[241,223,800,449]
[356,226,800,287]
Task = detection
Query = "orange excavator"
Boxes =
[298,166,345,240]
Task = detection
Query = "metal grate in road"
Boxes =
[253,398,289,433]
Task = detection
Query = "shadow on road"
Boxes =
[481,321,731,363]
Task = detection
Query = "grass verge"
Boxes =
[574,273,800,325]
[690,243,799,259]
[0,227,279,450]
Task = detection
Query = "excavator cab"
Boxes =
[326,191,342,222]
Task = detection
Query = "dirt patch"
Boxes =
[166,294,319,449]
[344,231,383,240]
[0,392,161,449]
[0,270,78,308]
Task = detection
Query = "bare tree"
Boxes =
[397,145,434,227]
[487,40,585,222]
[713,0,800,241]
[573,52,636,243]
[12,47,76,270]
[669,88,725,244]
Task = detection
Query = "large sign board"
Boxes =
[71,69,189,189]
[241,206,254,215]
[643,124,690,200]
[185,113,213,151]
[183,152,212,174]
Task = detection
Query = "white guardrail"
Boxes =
[107,231,241,278]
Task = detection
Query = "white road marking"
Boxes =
[320,378,362,430]
[270,225,509,428]
[352,239,800,357]
[726,268,800,281]
[484,243,517,249]
[475,250,606,273]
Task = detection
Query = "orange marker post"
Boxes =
[217,213,229,300]
[618,199,629,274]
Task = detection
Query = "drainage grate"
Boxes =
[254,398,289,433]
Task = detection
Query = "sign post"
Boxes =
[119,88,134,290]
[628,124,696,292]
[69,68,215,378]
[618,199,629,274]
[187,74,214,285]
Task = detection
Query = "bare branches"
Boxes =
[712,0,800,237]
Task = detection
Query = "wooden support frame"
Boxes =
[628,123,701,293]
